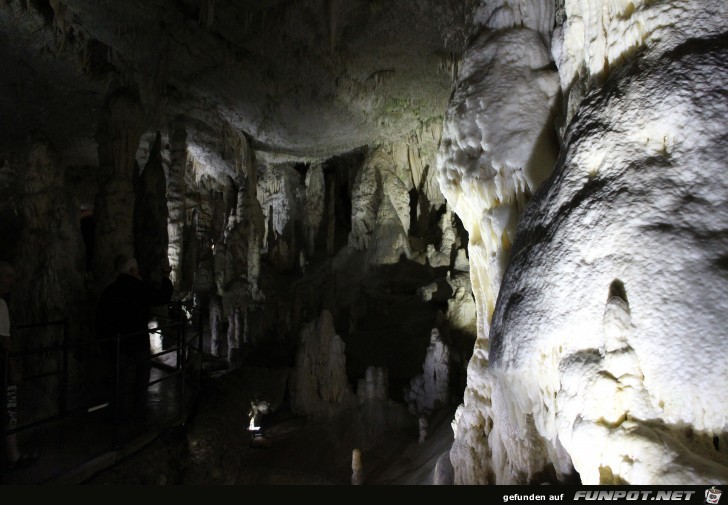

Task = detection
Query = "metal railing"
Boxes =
[1,299,203,453]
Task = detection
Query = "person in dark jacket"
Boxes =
[95,255,173,422]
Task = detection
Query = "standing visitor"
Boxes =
[95,255,173,422]
[0,260,38,473]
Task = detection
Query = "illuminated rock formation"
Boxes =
[440,0,728,485]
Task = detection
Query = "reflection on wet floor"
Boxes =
[1,362,196,485]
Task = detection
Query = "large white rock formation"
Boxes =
[437,0,561,484]
[440,0,728,485]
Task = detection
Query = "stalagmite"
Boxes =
[418,417,428,444]
[209,295,224,358]
[289,309,354,419]
[357,366,389,403]
[404,328,451,416]
[351,448,363,485]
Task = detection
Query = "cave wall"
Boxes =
[175,120,477,405]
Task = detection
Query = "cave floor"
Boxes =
[0,363,190,485]
[1,358,456,486]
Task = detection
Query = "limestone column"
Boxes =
[92,87,145,289]
[167,123,188,288]
[13,133,87,412]
[209,295,224,358]
[15,133,86,324]
[134,131,170,283]
[304,163,325,257]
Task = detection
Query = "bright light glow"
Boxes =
[247,400,270,431]
[148,318,163,354]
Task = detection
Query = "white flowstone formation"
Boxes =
[437,24,560,338]
[441,0,728,485]
[437,0,560,484]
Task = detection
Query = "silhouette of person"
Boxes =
[95,255,173,422]
[0,260,38,473]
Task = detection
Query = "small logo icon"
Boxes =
[706,487,722,505]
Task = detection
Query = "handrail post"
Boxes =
[112,332,121,450]
[180,333,186,420]
[197,307,203,388]
[177,302,183,371]
[59,318,69,415]
[180,305,187,418]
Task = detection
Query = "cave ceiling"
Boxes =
[0,0,474,166]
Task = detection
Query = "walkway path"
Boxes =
[1,364,192,485]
